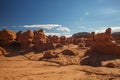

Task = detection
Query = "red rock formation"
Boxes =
[51,35,59,43]
[105,28,111,34]
[33,29,46,51]
[59,36,67,45]
[56,43,63,48]
[0,29,16,46]
[85,32,95,47]
[45,41,55,50]
[91,28,120,55]
[0,47,6,56]
[62,49,78,56]
[17,30,34,49]
[43,50,58,59]
[73,38,83,45]
[66,37,73,44]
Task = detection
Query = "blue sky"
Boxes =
[0,0,120,36]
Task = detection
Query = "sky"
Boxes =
[0,0,120,37]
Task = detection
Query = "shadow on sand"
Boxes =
[80,51,120,67]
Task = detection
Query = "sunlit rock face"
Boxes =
[33,29,47,51]
[91,28,120,55]
[0,29,16,46]
[17,30,34,49]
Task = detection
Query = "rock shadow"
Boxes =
[80,50,120,67]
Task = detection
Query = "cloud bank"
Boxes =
[21,24,70,32]
[21,24,61,29]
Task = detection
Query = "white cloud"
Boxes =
[45,32,72,37]
[21,24,71,32]
[64,34,72,37]
[56,26,70,32]
[111,27,120,32]
[21,24,62,29]
[95,27,120,33]
[46,32,60,36]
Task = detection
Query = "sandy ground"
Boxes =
[0,45,120,80]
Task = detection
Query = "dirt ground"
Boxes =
[0,45,120,80]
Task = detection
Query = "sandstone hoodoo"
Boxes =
[60,36,67,45]
[33,29,47,51]
[91,28,120,55]
[85,32,95,47]
[51,35,59,43]
[17,30,34,49]
[0,29,16,46]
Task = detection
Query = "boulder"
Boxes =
[62,49,77,56]
[0,29,16,46]
[56,43,63,48]
[43,50,58,59]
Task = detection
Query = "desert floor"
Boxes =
[0,45,120,80]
